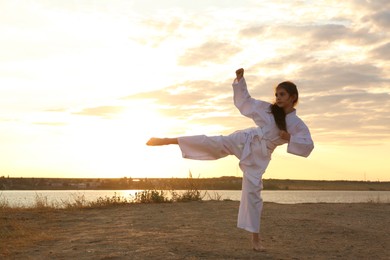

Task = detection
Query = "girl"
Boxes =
[146,68,314,251]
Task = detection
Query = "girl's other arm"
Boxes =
[287,122,314,157]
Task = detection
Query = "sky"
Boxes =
[0,0,389,181]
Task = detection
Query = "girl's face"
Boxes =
[275,87,295,109]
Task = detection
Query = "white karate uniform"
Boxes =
[178,78,314,233]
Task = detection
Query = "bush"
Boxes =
[133,190,171,204]
[172,189,202,202]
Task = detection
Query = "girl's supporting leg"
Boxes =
[237,169,263,233]
[237,153,269,251]
[238,172,266,251]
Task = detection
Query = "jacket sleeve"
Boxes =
[232,78,270,120]
[287,121,314,157]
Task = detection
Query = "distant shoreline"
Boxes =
[1,177,390,191]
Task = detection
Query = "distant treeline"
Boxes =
[1,176,390,191]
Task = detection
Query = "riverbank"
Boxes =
[2,177,390,191]
[1,201,389,259]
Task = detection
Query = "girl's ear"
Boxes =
[289,94,297,102]
[292,94,298,105]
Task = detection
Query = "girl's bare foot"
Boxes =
[252,233,266,252]
[146,138,165,146]
[146,138,178,146]
[252,240,266,252]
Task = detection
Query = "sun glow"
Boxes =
[119,102,174,140]
[59,101,179,178]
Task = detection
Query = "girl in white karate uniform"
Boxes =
[147,68,314,251]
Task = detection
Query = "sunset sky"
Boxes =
[1,0,389,181]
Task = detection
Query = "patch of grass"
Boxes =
[33,193,61,209]
[0,187,227,210]
[0,196,9,209]
[61,193,90,209]
[89,192,131,207]
[133,190,171,203]
[204,191,223,201]
[0,208,50,257]
[171,189,203,202]
[60,193,131,209]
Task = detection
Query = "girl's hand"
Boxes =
[279,130,291,141]
[235,68,244,81]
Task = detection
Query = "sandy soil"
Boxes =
[1,201,389,259]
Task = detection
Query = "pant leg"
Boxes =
[237,169,264,233]
[237,138,270,233]
[178,132,245,160]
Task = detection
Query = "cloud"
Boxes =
[124,80,229,107]
[123,79,246,131]
[45,108,68,112]
[297,24,350,42]
[136,13,207,48]
[294,88,390,144]
[240,23,379,45]
[73,106,124,119]
[135,17,185,47]
[239,25,267,38]
[248,58,388,99]
[352,0,390,12]
[370,42,390,60]
[33,122,67,126]
[142,17,183,32]
[368,11,390,28]
[0,117,19,123]
[297,62,386,90]
[177,41,242,66]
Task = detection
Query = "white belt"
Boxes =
[241,127,269,164]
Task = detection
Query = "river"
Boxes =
[1,190,389,208]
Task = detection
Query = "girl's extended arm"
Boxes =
[232,71,270,122]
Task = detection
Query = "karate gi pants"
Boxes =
[178,130,271,233]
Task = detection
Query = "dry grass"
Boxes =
[0,188,211,210]
[0,187,217,257]
[0,208,51,256]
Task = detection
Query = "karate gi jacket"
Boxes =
[232,78,314,159]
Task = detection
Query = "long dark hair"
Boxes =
[270,81,299,131]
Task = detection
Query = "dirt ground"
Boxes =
[1,201,389,259]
